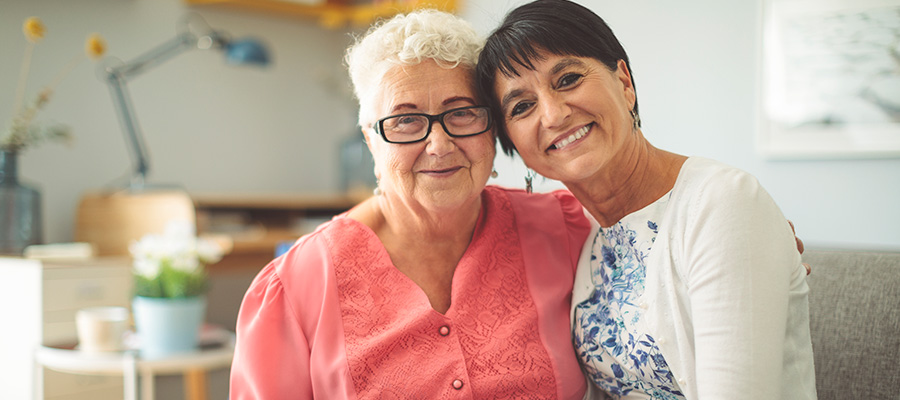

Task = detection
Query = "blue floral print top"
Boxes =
[573,192,685,399]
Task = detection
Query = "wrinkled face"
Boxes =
[363,59,496,212]
[493,50,637,185]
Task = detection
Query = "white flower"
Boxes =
[133,256,161,278]
[196,238,224,264]
[129,219,223,277]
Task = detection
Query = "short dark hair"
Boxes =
[476,0,639,156]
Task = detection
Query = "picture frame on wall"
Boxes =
[758,0,900,159]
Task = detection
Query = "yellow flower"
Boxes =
[23,17,45,43]
[86,33,106,59]
[6,18,107,152]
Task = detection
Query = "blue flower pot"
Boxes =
[132,296,206,359]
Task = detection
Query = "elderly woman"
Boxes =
[229,10,591,399]
[476,1,817,399]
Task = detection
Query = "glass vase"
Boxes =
[0,151,43,255]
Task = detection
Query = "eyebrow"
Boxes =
[500,89,524,113]
[551,58,584,75]
[390,96,476,114]
[499,58,586,112]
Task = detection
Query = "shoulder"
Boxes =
[485,185,585,220]
[675,157,762,197]
[248,217,365,302]
[668,158,791,252]
[274,217,370,282]
[484,185,590,252]
[669,157,773,216]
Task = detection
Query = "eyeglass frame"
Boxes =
[372,105,493,144]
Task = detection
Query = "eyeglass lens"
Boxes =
[380,107,490,143]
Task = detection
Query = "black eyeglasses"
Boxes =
[374,106,492,144]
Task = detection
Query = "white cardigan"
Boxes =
[572,157,817,400]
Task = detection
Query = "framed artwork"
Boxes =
[759,0,900,159]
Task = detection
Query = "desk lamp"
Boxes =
[102,13,270,191]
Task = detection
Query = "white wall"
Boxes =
[2,0,898,250]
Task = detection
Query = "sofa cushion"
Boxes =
[802,249,900,400]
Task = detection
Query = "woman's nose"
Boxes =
[425,121,456,157]
[538,93,571,129]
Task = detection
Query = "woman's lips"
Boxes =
[420,166,463,176]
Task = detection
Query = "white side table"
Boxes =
[35,326,234,400]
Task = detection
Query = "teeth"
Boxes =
[552,125,590,150]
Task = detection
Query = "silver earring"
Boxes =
[525,169,536,193]
[630,109,641,130]
[373,180,382,196]
[491,169,498,179]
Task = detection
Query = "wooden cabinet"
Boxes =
[184,0,458,28]
[0,257,132,400]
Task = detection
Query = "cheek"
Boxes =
[505,120,537,153]
[378,146,421,178]
[467,136,497,167]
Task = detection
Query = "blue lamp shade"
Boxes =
[225,38,271,66]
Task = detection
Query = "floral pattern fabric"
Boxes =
[573,192,685,399]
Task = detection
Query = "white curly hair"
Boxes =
[345,9,483,128]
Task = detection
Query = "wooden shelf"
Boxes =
[191,192,364,211]
[184,0,458,28]
[192,192,367,270]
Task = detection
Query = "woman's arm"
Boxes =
[230,263,313,399]
[681,168,808,399]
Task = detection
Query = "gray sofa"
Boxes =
[802,249,900,400]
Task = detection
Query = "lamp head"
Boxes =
[224,38,270,66]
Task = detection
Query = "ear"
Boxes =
[615,59,636,110]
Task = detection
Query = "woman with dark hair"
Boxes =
[476,1,817,399]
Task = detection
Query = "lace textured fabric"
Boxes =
[325,188,558,399]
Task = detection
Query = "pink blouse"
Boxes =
[230,186,590,399]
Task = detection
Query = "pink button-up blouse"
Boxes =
[230,186,590,399]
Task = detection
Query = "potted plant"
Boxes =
[1,17,105,254]
[129,220,224,358]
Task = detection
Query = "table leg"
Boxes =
[141,370,154,400]
[184,369,208,400]
[123,352,137,400]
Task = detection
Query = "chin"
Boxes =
[418,187,479,211]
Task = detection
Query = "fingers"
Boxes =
[803,262,811,275]
[795,235,805,255]
[788,219,795,233]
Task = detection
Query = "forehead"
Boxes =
[376,60,478,113]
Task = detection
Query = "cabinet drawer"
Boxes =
[44,368,123,399]
[43,320,77,344]
[43,276,132,313]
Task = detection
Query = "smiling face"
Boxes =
[493,50,637,185]
[363,59,496,212]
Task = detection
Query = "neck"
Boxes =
[565,131,686,227]
[367,191,483,248]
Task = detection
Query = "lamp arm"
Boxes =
[105,73,150,188]
[104,30,217,190]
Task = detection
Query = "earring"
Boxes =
[373,180,382,196]
[525,169,536,194]
[630,109,641,130]
[491,169,498,179]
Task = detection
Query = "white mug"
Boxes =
[75,306,129,352]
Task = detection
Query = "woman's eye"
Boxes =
[510,102,532,117]
[558,73,582,88]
